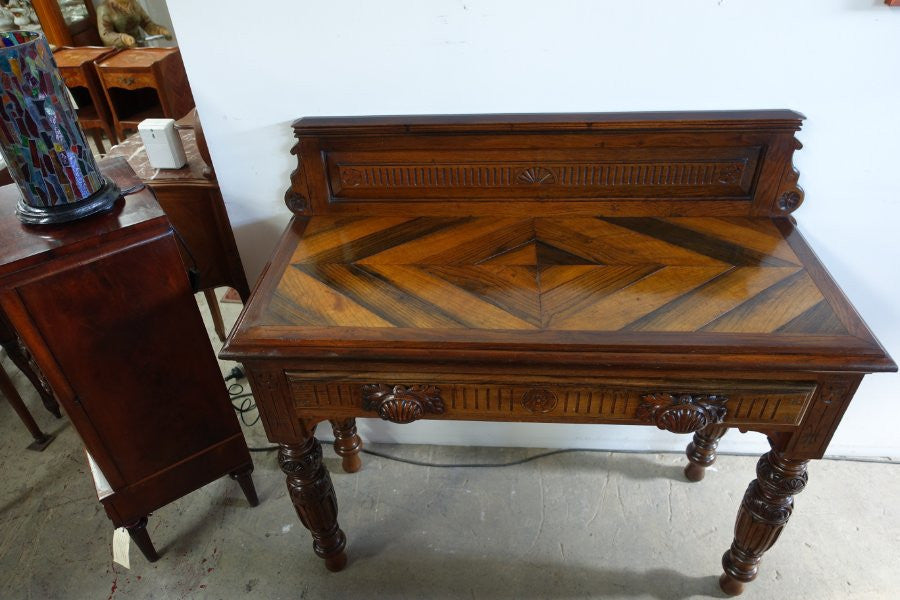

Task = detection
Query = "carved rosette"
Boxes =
[716,163,744,185]
[637,393,728,434]
[361,384,445,424]
[521,388,559,414]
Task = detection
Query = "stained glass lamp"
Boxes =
[0,31,120,225]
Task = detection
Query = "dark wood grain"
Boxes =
[222,112,895,594]
[0,158,256,561]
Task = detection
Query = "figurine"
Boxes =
[96,0,172,48]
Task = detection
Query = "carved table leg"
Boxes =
[330,418,363,473]
[229,463,260,506]
[279,438,347,572]
[720,449,809,596]
[125,516,159,562]
[684,424,728,482]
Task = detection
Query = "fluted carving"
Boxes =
[361,384,444,423]
[637,393,728,433]
[279,439,347,571]
[720,449,809,596]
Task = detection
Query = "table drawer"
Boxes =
[286,373,816,432]
[101,71,157,90]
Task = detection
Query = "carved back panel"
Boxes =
[285,111,805,218]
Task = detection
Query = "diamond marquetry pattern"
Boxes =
[268,216,846,335]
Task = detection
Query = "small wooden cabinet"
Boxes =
[0,157,256,561]
[95,47,194,139]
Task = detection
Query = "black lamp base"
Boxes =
[16,178,121,225]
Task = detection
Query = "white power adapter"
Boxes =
[138,118,187,169]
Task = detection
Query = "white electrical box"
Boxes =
[138,118,187,169]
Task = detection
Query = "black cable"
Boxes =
[239,445,900,466]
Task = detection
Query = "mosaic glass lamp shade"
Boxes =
[0,31,119,225]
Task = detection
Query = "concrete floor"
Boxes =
[0,292,898,599]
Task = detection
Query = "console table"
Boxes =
[221,111,895,596]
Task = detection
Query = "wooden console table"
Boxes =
[221,111,895,595]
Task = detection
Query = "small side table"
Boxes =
[95,47,194,140]
[53,46,119,153]
[107,123,250,341]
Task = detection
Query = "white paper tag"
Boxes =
[112,528,131,569]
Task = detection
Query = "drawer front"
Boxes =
[60,68,87,88]
[286,373,816,431]
[101,71,157,90]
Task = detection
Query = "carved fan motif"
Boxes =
[637,393,728,434]
[515,166,556,185]
[361,384,445,424]
[521,388,559,414]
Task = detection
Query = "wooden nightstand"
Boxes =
[95,47,194,140]
[0,157,257,561]
[53,46,119,152]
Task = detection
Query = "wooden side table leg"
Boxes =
[684,424,728,482]
[89,129,106,155]
[720,449,809,596]
[279,438,347,572]
[2,341,62,418]
[330,418,363,473]
[203,289,227,342]
[0,363,53,450]
[125,516,160,562]
[229,463,260,506]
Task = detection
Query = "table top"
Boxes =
[0,157,166,279]
[53,46,116,68]
[95,47,176,69]
[107,127,209,183]
[224,214,894,372]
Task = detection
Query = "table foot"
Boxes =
[27,433,54,451]
[684,424,728,482]
[719,572,744,596]
[721,448,808,593]
[330,418,363,473]
[279,438,347,570]
[125,516,159,562]
[229,464,260,507]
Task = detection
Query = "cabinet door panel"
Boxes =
[17,234,239,484]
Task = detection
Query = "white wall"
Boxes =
[166,0,900,458]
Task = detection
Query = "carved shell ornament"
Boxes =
[361,384,445,424]
[636,393,728,434]
[515,166,556,185]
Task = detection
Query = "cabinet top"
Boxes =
[0,157,167,279]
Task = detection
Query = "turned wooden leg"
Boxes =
[89,129,106,155]
[2,341,61,418]
[720,449,809,596]
[330,418,363,473]
[229,463,260,506]
[0,363,53,450]
[684,424,728,482]
[125,516,159,562]
[279,438,347,571]
[204,289,227,342]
